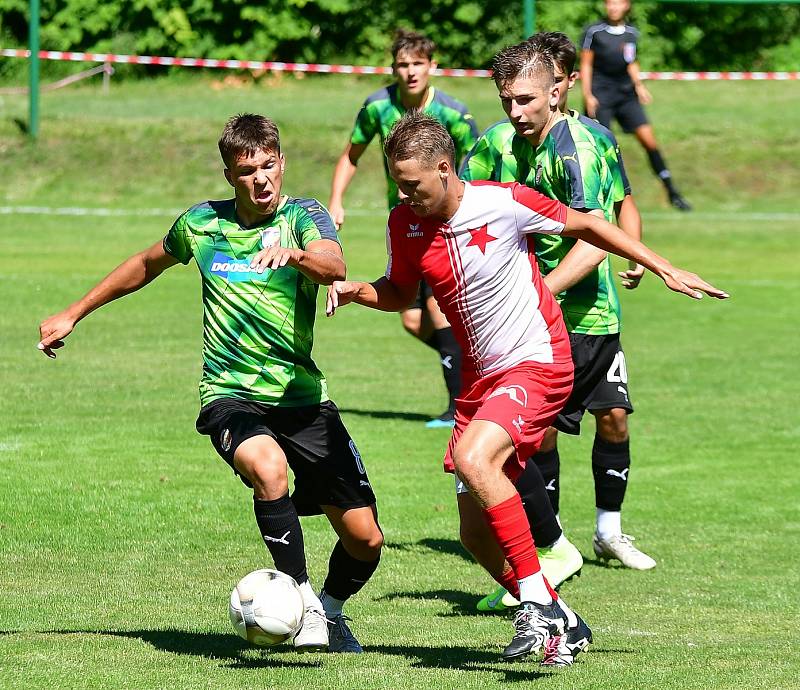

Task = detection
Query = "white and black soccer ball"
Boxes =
[229,569,305,647]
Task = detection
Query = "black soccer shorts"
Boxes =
[593,84,649,134]
[554,333,634,435]
[196,398,376,515]
[409,279,435,311]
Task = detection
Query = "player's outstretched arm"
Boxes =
[37,240,179,358]
[326,277,417,316]
[543,209,608,296]
[562,208,729,300]
[328,143,368,230]
[250,239,345,285]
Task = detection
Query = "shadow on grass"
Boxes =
[376,588,486,617]
[0,628,564,678]
[386,537,473,563]
[337,407,431,422]
[0,629,321,669]
[580,555,627,570]
[366,644,551,680]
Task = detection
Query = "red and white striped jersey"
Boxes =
[386,181,572,379]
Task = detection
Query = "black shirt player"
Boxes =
[580,0,691,211]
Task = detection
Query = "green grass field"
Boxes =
[1,75,798,689]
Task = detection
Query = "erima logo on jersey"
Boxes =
[209,252,269,282]
[407,223,424,238]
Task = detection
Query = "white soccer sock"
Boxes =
[319,589,345,617]
[518,571,553,605]
[298,580,323,611]
[596,508,622,539]
[545,533,568,549]
[555,597,578,628]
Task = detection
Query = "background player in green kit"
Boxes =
[329,29,480,427]
[462,38,658,610]
[38,114,383,653]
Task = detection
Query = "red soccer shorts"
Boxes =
[444,360,574,483]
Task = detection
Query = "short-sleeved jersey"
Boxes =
[385,181,571,380]
[581,22,639,90]
[461,116,622,335]
[163,196,338,407]
[569,109,632,196]
[350,84,479,208]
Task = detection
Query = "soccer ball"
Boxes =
[229,569,305,646]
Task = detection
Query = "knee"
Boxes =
[401,310,422,337]
[244,453,289,499]
[452,445,483,483]
[595,408,629,444]
[538,427,558,453]
[345,527,384,561]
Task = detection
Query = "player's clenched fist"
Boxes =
[326,281,360,316]
[250,247,303,273]
[38,310,76,358]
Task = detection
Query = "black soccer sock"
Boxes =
[515,457,563,548]
[321,540,381,602]
[591,434,631,512]
[433,327,462,410]
[253,494,309,585]
[646,148,676,191]
[532,447,561,516]
[422,331,440,352]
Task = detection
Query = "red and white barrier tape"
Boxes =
[2,48,798,80]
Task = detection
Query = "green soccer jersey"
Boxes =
[163,196,338,407]
[461,116,622,335]
[350,83,479,208]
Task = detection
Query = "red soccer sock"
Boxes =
[498,567,521,599]
[483,493,541,580]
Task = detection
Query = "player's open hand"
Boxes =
[250,247,302,273]
[660,267,729,300]
[326,281,359,316]
[38,311,76,359]
[635,83,653,105]
[618,261,645,290]
[328,202,345,231]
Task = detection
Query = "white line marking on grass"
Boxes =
[642,211,800,222]
[2,206,799,223]
[0,206,182,217]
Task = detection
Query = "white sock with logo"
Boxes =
[596,509,622,540]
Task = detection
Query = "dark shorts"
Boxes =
[196,398,376,516]
[554,333,634,435]
[409,279,435,311]
[592,84,649,134]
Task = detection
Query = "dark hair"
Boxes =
[491,41,555,89]
[384,111,455,168]
[391,28,435,62]
[218,113,280,167]
[526,32,577,75]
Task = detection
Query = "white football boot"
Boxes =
[592,532,656,570]
[293,607,329,651]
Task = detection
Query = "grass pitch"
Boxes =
[1,75,798,689]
